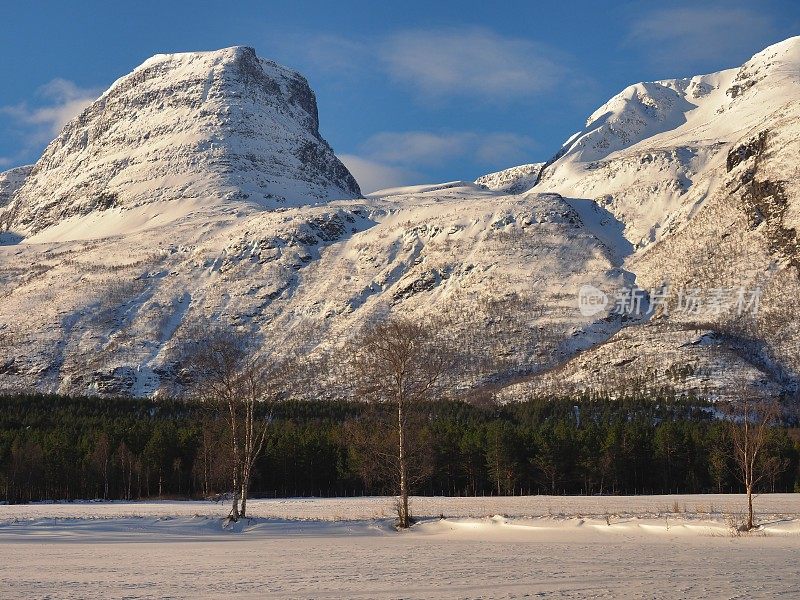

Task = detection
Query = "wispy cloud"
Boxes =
[269,27,572,104]
[471,133,540,164]
[298,34,369,76]
[380,28,566,102]
[361,131,471,167]
[627,6,778,72]
[343,130,537,192]
[338,154,422,194]
[1,78,102,154]
[361,131,537,168]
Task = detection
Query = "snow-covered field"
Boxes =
[1,495,798,599]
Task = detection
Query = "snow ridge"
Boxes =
[474,163,544,193]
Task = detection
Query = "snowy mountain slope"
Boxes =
[536,36,800,252]
[515,36,800,399]
[276,185,629,373]
[475,163,544,193]
[0,165,31,210]
[500,323,786,402]
[620,111,800,394]
[0,201,376,394]
[2,39,800,399]
[0,181,627,395]
[1,47,360,238]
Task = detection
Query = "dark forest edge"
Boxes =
[1,392,798,504]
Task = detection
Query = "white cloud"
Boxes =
[379,28,566,102]
[362,131,471,166]
[270,28,570,103]
[342,130,538,192]
[263,32,371,81]
[360,131,537,168]
[1,78,101,147]
[338,154,422,194]
[471,133,539,165]
[628,6,777,71]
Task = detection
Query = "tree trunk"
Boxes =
[230,482,241,522]
[398,398,409,528]
[103,461,109,500]
[239,401,253,519]
[240,474,249,519]
[229,403,241,522]
[747,484,754,530]
[229,457,241,521]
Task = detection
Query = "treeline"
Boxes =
[1,393,798,503]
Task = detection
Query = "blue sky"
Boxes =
[1,1,798,191]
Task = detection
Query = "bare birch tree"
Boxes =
[177,324,286,522]
[727,397,782,531]
[347,317,452,528]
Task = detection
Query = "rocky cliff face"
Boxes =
[2,47,360,237]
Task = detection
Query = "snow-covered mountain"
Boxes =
[509,36,800,400]
[537,37,800,252]
[1,39,799,400]
[1,47,360,238]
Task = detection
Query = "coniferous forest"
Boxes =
[1,393,798,504]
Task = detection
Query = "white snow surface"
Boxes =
[1,495,798,599]
[3,493,798,521]
[474,163,544,193]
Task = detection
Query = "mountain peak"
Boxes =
[4,46,360,238]
[533,35,800,248]
[747,35,800,63]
